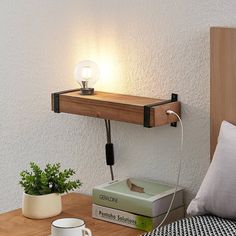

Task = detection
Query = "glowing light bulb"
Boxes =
[80,66,92,90]
[82,66,92,80]
[74,60,100,95]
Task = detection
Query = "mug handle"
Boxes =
[82,228,92,236]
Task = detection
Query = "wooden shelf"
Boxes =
[51,89,181,128]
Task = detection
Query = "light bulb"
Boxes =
[82,66,92,80]
[74,60,100,95]
[81,66,92,90]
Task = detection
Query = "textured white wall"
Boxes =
[1,0,236,213]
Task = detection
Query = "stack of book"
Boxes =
[92,178,184,232]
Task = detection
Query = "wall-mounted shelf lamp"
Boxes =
[52,61,181,180]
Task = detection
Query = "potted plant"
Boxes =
[19,162,82,219]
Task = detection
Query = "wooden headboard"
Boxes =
[210,27,236,159]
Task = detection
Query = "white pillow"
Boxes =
[187,120,236,218]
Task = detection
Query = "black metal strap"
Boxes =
[170,93,178,127]
[51,89,80,113]
[143,93,178,128]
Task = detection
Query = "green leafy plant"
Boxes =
[19,162,82,195]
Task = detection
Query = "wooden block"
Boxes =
[153,102,181,127]
[52,91,181,127]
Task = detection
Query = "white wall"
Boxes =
[1,0,236,213]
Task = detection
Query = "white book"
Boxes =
[92,204,185,232]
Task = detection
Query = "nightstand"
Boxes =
[0,193,144,236]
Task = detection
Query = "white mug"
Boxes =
[51,218,92,236]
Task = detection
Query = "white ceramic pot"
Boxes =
[22,192,62,219]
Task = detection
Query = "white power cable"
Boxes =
[157,110,184,228]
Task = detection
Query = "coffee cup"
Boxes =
[51,218,92,236]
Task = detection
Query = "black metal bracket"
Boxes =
[52,93,60,113]
[51,89,80,113]
[170,93,178,127]
[143,93,178,128]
